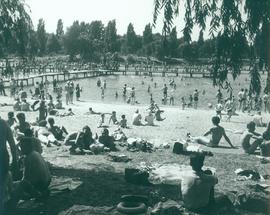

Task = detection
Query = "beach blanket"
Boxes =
[49,176,83,195]
[138,163,216,185]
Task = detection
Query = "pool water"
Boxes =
[50,74,266,108]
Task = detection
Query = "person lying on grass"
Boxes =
[11,138,51,205]
[85,107,102,115]
[194,116,235,148]
[181,153,218,211]
[240,121,263,154]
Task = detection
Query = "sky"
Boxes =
[24,0,201,40]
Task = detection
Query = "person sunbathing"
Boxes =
[85,107,102,115]
[132,109,142,126]
[47,117,68,141]
[98,128,117,151]
[119,115,128,128]
[194,116,235,148]
[58,108,75,117]
[35,120,61,146]
[253,111,267,127]
[145,111,154,126]
[12,138,51,204]
[68,126,95,154]
[13,98,21,111]
[240,121,263,154]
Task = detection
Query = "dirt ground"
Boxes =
[0,96,270,215]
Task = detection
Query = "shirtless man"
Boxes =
[240,121,263,154]
[14,113,31,140]
[195,116,235,148]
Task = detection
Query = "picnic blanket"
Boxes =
[49,176,83,195]
[138,163,216,185]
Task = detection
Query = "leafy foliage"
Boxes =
[153,0,270,92]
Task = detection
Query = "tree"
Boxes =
[36,18,47,55]
[0,0,32,56]
[64,21,81,59]
[153,0,270,93]
[168,27,179,57]
[143,24,153,45]
[125,23,139,53]
[197,30,204,46]
[104,20,118,53]
[56,19,64,38]
[47,34,61,53]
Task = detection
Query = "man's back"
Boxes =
[24,151,51,189]
[181,170,218,209]
[210,126,224,146]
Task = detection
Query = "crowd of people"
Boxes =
[0,73,269,214]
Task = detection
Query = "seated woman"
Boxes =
[64,126,94,153]
[98,128,117,151]
[145,111,154,126]
[12,138,51,203]
[132,109,142,126]
[54,99,64,110]
[35,120,61,146]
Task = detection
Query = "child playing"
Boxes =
[109,111,118,125]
